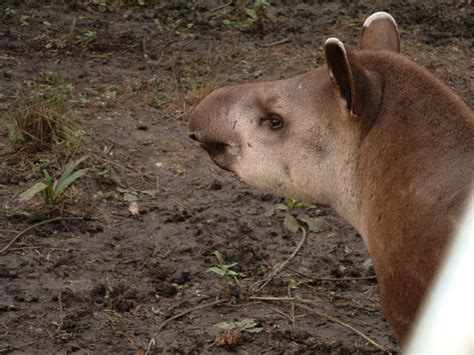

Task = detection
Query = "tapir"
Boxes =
[188,12,474,344]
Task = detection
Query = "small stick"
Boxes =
[296,303,389,353]
[252,228,307,292]
[288,267,377,282]
[288,287,296,330]
[142,36,148,60]
[312,276,377,282]
[208,1,232,13]
[250,296,390,353]
[0,217,83,255]
[260,37,291,47]
[155,299,228,333]
[259,302,294,323]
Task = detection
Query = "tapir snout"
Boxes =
[188,86,247,171]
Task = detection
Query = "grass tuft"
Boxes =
[5,84,72,150]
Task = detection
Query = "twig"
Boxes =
[296,303,389,352]
[142,35,148,60]
[0,217,83,255]
[312,276,377,282]
[260,37,291,47]
[252,228,307,292]
[259,302,294,323]
[250,296,390,353]
[147,299,228,353]
[288,286,296,330]
[288,267,377,282]
[208,1,232,13]
[155,299,228,333]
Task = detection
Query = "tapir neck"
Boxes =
[355,52,474,253]
[351,52,473,342]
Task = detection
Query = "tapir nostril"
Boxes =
[201,142,228,154]
[188,132,200,142]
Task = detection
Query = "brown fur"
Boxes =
[188,13,474,344]
[355,51,473,341]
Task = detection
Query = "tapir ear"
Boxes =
[325,38,363,117]
[360,12,400,53]
[324,38,382,124]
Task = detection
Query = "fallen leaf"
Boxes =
[297,214,332,232]
[264,203,288,217]
[210,329,239,348]
[214,318,264,333]
[129,201,140,216]
[284,213,300,233]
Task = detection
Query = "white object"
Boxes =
[407,195,474,353]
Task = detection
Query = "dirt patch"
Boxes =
[0,1,472,353]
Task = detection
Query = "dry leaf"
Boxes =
[129,201,140,216]
[210,329,239,348]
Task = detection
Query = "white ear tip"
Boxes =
[363,11,398,30]
[325,37,344,48]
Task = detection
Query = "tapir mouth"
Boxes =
[200,141,238,172]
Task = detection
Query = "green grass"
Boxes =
[19,156,89,205]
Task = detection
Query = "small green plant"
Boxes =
[84,30,97,40]
[92,0,108,12]
[32,158,52,173]
[20,156,89,205]
[220,0,270,31]
[214,318,264,334]
[103,87,119,101]
[19,15,30,27]
[245,0,270,24]
[266,198,332,233]
[64,16,77,43]
[208,250,245,279]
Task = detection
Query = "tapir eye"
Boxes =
[261,114,283,130]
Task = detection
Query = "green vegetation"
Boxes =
[208,250,245,279]
[5,86,69,147]
[91,0,154,11]
[266,198,332,233]
[19,156,89,205]
[214,318,264,334]
[1,71,88,152]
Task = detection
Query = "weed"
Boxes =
[103,87,119,101]
[63,16,77,44]
[90,0,152,10]
[32,158,52,173]
[216,0,271,31]
[92,0,108,12]
[149,75,169,108]
[19,156,89,205]
[208,250,245,279]
[19,15,30,27]
[2,73,78,150]
[266,198,332,233]
[69,129,88,139]
[214,318,264,334]
[5,88,67,148]
[84,30,97,40]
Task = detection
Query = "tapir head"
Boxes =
[188,12,400,210]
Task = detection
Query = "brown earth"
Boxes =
[0,1,472,354]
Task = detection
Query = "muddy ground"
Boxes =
[0,1,472,354]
